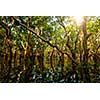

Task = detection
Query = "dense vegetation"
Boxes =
[0,16,100,83]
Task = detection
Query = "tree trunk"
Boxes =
[82,16,90,82]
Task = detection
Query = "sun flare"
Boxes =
[73,16,83,25]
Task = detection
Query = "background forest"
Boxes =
[0,16,100,83]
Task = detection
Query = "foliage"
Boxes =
[0,16,100,83]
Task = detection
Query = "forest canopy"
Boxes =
[0,16,100,83]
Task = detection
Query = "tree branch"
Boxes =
[11,16,78,65]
